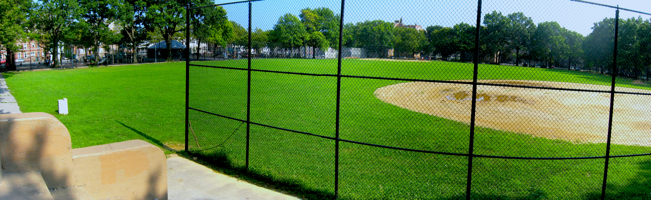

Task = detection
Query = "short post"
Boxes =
[58,98,68,115]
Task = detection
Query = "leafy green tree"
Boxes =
[429,27,456,60]
[31,0,83,68]
[532,21,568,67]
[506,12,535,66]
[561,29,583,70]
[351,20,394,57]
[637,19,651,78]
[0,0,31,70]
[424,25,443,57]
[147,0,187,61]
[393,26,426,58]
[483,11,510,63]
[269,13,307,57]
[305,31,329,59]
[342,23,358,48]
[583,18,615,73]
[251,28,268,57]
[453,23,475,62]
[192,3,231,60]
[117,0,149,63]
[80,0,123,64]
[300,7,339,49]
[617,17,645,78]
[228,21,246,46]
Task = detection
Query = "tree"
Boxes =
[192,3,231,60]
[80,0,123,64]
[617,17,644,78]
[0,0,31,70]
[31,0,82,68]
[429,27,456,60]
[117,0,149,63]
[351,20,394,58]
[453,23,475,62]
[483,11,510,63]
[342,23,358,48]
[637,19,651,79]
[393,27,426,58]
[251,28,268,57]
[269,13,307,57]
[561,29,583,70]
[424,25,443,57]
[228,21,246,57]
[300,7,339,50]
[147,0,187,61]
[305,31,329,59]
[583,18,615,73]
[532,21,568,67]
[506,12,535,66]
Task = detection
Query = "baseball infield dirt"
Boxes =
[374,80,651,146]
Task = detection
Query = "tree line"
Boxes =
[1,2,649,78]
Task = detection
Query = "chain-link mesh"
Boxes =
[186,0,651,199]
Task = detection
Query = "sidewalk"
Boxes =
[0,74,21,114]
[167,156,300,200]
[0,73,298,200]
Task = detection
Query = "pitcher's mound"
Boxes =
[374,80,651,146]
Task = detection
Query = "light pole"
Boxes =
[29,42,31,70]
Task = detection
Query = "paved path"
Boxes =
[0,74,21,114]
[167,156,300,200]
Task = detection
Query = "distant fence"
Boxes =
[185,0,651,199]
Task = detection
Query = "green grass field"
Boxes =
[5,59,651,199]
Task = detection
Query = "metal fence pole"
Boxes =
[185,4,191,152]
[334,0,346,198]
[466,0,482,199]
[600,6,619,200]
[246,0,252,170]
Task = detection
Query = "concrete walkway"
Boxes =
[167,156,300,200]
[0,74,21,114]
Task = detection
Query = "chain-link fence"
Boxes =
[185,0,651,199]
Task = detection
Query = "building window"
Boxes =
[23,44,26,49]
[17,54,21,59]
[30,52,35,56]
[32,44,35,48]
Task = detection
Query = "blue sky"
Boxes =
[208,0,651,36]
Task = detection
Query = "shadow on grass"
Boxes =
[437,190,547,200]
[175,150,338,200]
[1,71,18,79]
[583,158,651,200]
[115,120,178,152]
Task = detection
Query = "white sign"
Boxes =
[58,98,68,115]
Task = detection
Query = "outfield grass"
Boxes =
[6,59,651,199]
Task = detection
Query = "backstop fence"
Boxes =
[185,0,651,199]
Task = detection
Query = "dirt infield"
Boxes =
[375,80,651,146]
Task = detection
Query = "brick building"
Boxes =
[1,41,45,63]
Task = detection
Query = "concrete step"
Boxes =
[49,186,93,200]
[0,171,53,200]
[167,157,299,200]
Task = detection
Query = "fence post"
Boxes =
[246,0,252,170]
[600,6,619,200]
[334,0,346,198]
[185,4,191,152]
[466,0,482,199]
